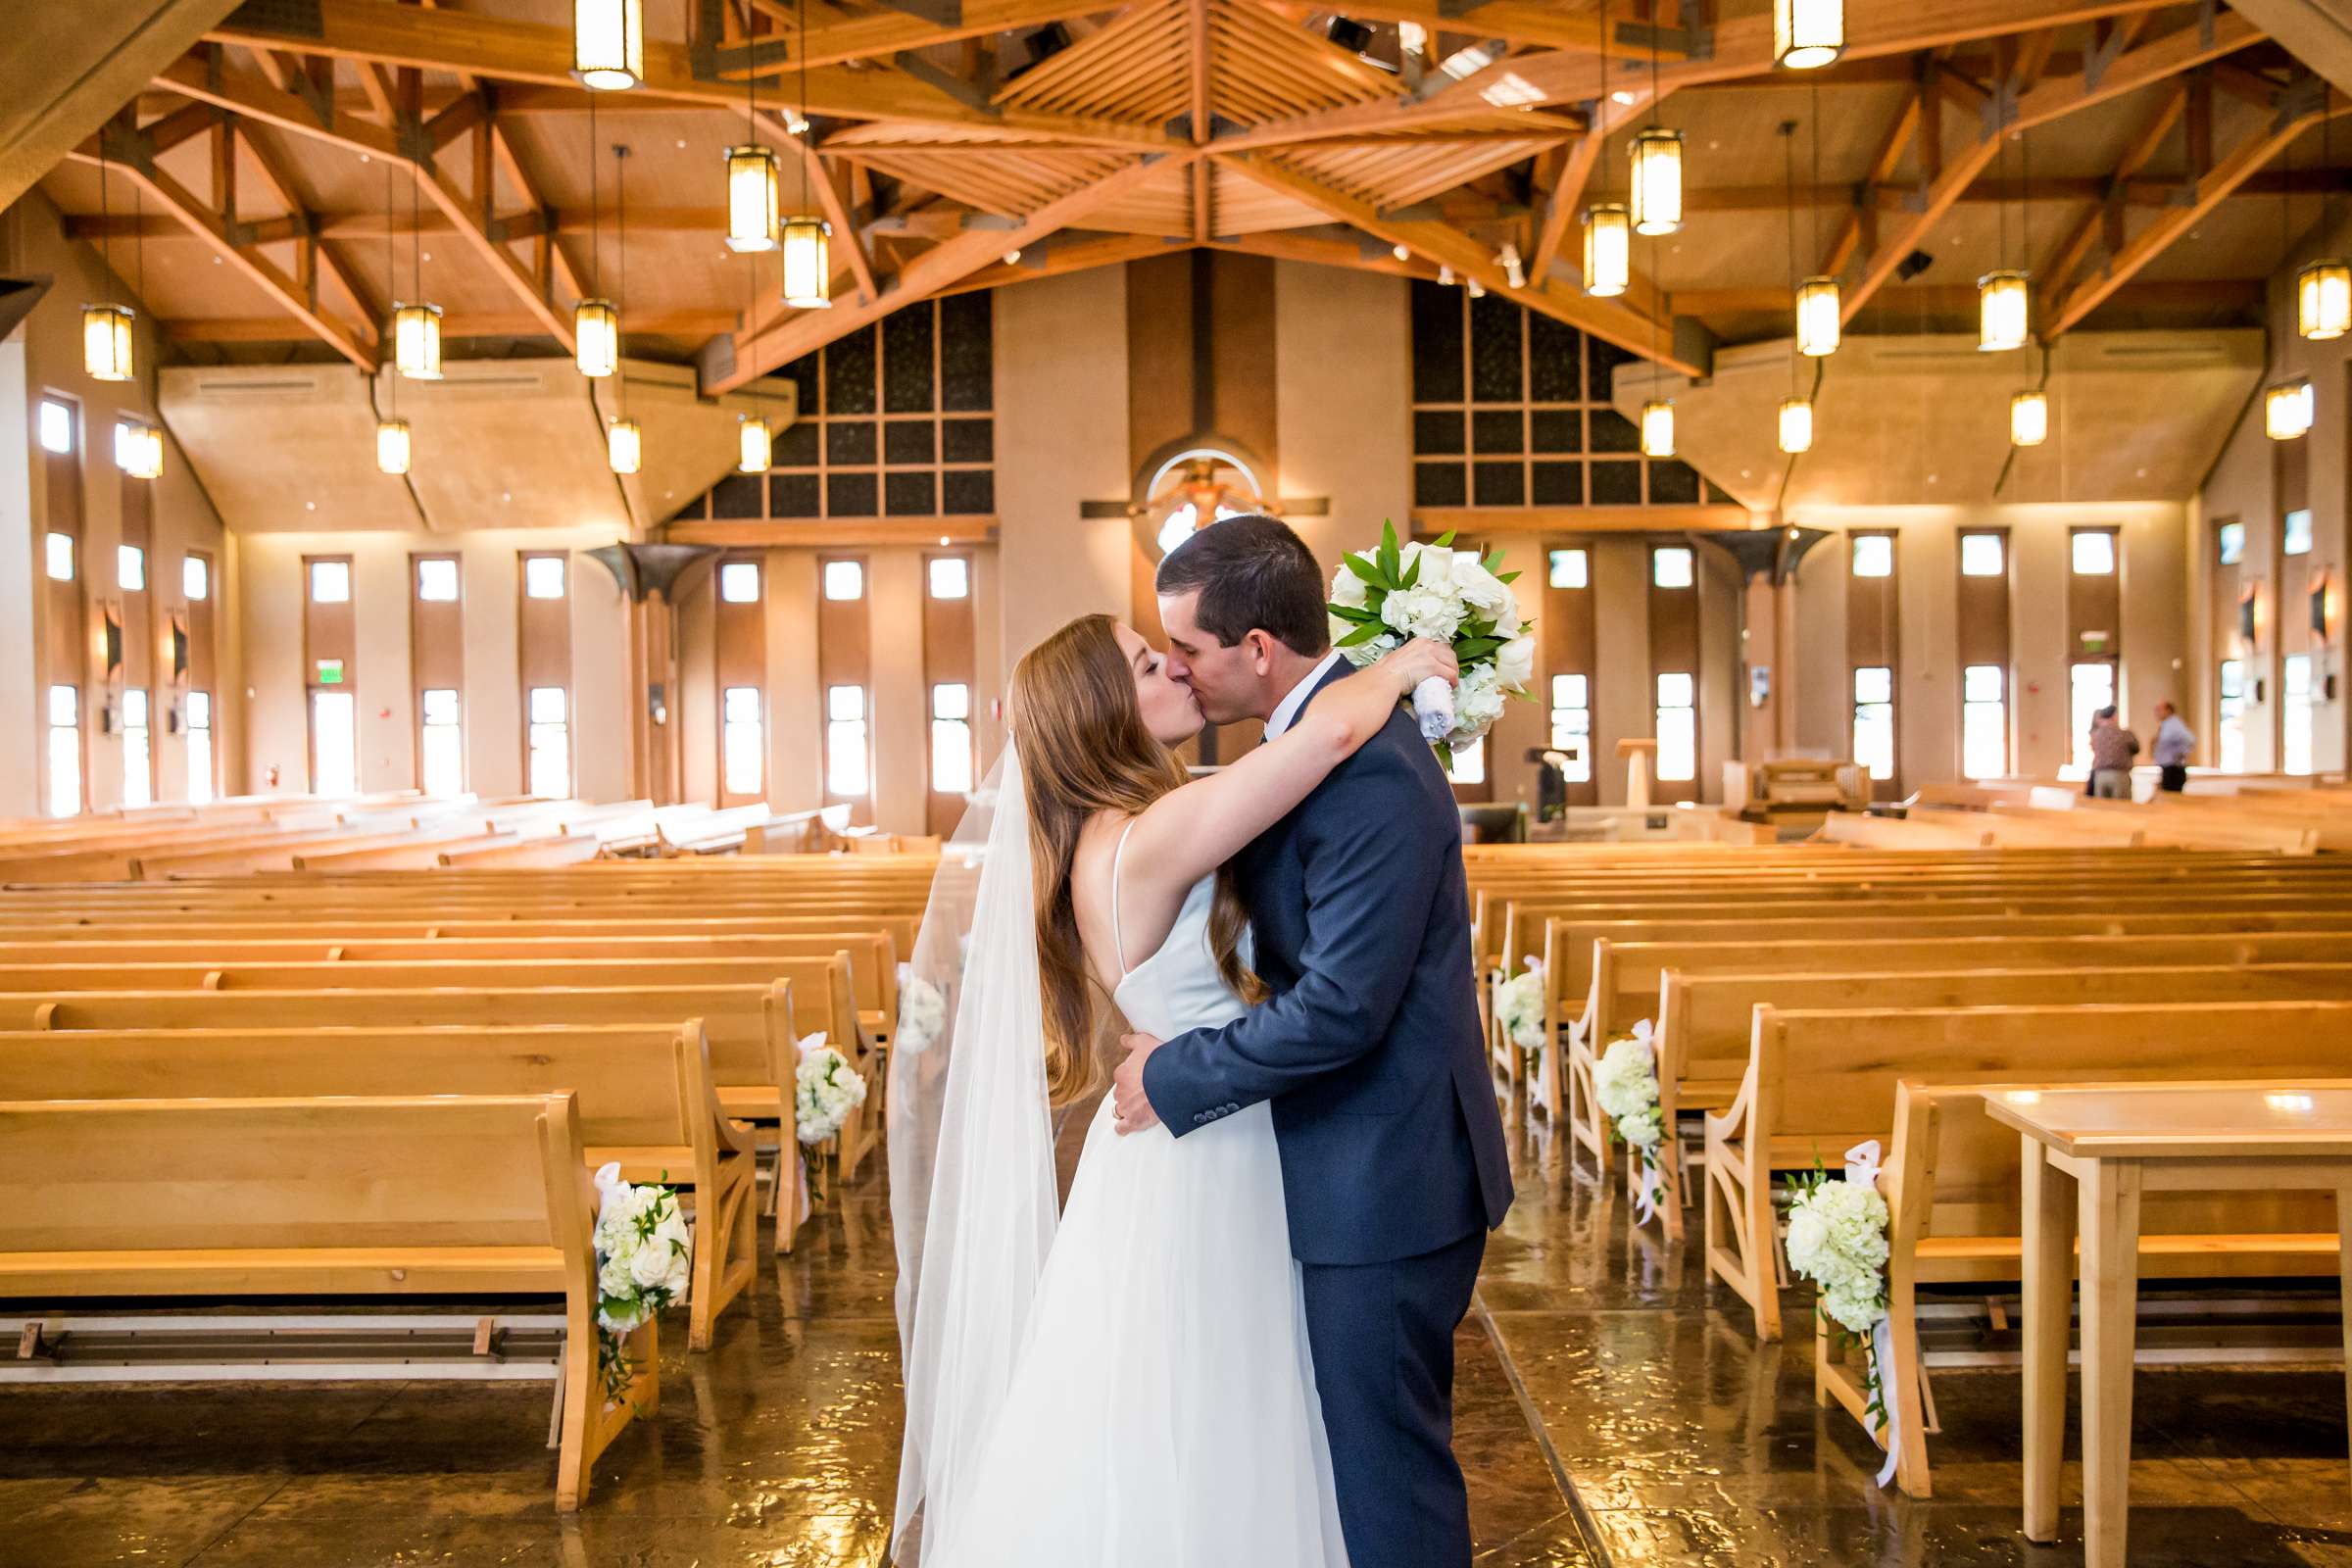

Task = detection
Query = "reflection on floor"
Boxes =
[6,1102,2350,1566]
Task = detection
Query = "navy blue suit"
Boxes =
[1142,659,1514,1567]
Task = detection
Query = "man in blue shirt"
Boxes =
[2152,700,2195,793]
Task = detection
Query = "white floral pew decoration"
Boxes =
[1785,1140,1900,1488]
[590,1162,691,1411]
[1592,1021,1667,1222]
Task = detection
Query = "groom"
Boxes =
[1111,514,1514,1567]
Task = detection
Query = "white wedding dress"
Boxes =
[917,838,1350,1567]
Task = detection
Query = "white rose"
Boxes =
[628,1240,673,1289]
[1452,559,1509,620]
[1381,584,1463,643]
[662,1253,692,1297]
[1397,541,1459,592]
[1329,564,1370,610]
[1494,634,1536,694]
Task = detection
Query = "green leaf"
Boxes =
[1431,529,1457,549]
[1398,553,1421,590]
[1482,549,1505,574]
[1337,621,1388,648]
[1455,637,1504,659]
[1327,603,1379,625]
[1342,552,1386,587]
[1497,570,1522,584]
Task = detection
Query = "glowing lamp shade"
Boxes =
[1794,276,1840,357]
[573,298,618,378]
[376,418,412,476]
[121,422,164,480]
[572,0,643,90]
[1773,0,1843,69]
[392,302,443,379]
[1628,127,1684,236]
[724,145,780,252]
[1978,270,2030,353]
[1640,398,1675,458]
[738,416,772,473]
[1583,203,1631,298]
[2266,379,2315,442]
[1777,397,1813,455]
[82,303,134,381]
[607,417,642,475]
[2297,258,2352,341]
[2009,389,2048,448]
[780,215,833,309]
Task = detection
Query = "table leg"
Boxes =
[2339,1186,2352,1501]
[2021,1135,2076,1543]
[2077,1157,2142,1568]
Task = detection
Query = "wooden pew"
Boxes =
[0,982,806,1253]
[0,1092,645,1511]
[1854,1078,2344,1497]
[1702,1000,2352,1341]
[1632,961,2352,1239]
[0,1023,755,1350]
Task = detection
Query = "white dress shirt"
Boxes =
[1263,650,1346,741]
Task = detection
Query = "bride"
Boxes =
[888,612,1454,1566]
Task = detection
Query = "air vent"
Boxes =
[190,375,331,399]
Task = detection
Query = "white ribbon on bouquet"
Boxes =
[1842,1138,1901,1490]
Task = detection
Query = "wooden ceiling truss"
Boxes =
[32,0,2332,395]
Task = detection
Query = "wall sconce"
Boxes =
[2239,585,2259,648]
[2315,572,2332,642]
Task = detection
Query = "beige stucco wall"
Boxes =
[0,188,237,818]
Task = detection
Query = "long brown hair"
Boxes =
[1009,613,1263,1105]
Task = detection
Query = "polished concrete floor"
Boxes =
[6,1105,2350,1567]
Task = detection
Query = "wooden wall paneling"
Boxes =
[713,555,767,807]
[1542,540,1599,808]
[1954,526,2012,779]
[1647,542,1701,803]
[922,551,976,835]
[1844,529,1899,800]
[183,547,217,803]
[817,555,874,823]
[516,552,574,796]
[301,553,357,794]
[410,553,465,795]
[2066,526,2124,662]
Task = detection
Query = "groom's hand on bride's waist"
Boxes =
[1112,1033,1163,1135]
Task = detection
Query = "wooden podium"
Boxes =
[1616,738,1658,808]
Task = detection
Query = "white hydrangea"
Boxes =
[1493,963,1547,1071]
[1592,1032,1662,1148]
[1451,663,1507,736]
[1329,564,1370,611]
[796,1034,869,1146]
[588,1161,692,1348]
[1381,581,1466,643]
[1450,556,1519,636]
[1786,1176,1890,1336]
[895,967,949,1055]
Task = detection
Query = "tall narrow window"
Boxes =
[719,562,761,604]
[416,557,460,602]
[120,688,152,808]
[2217,659,2247,773]
[527,687,571,798]
[1850,534,1894,578]
[1548,672,1592,782]
[183,553,211,601]
[2283,655,2315,776]
[722,686,765,796]
[1959,532,2005,577]
[930,681,973,794]
[310,559,351,603]
[419,688,465,797]
[2068,662,2117,773]
[823,559,865,601]
[1852,665,1895,781]
[118,544,146,592]
[37,399,74,455]
[45,533,74,581]
[1961,664,2007,779]
[184,690,214,806]
[311,690,358,796]
[1654,672,1696,782]
[927,556,969,600]
[2070,528,2117,575]
[1547,548,1589,589]
[46,684,80,817]
[2217,522,2245,566]
[523,555,567,600]
[826,684,871,797]
[2284,510,2315,557]
[1651,547,1694,589]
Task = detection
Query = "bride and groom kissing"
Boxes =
[890,514,1515,1566]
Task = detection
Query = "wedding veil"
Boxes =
[888,744,1058,1561]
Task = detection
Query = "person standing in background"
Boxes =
[2088,706,2140,799]
[2152,701,2195,794]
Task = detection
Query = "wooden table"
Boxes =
[1988,1081,2352,1568]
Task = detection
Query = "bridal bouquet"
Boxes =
[591,1161,692,1407]
[1592,1025,1667,1219]
[796,1033,868,1146]
[894,964,950,1055]
[1492,961,1547,1077]
[1327,521,1535,761]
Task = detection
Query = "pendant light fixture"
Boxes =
[1639,179,1673,459]
[392,167,442,379]
[2299,109,2348,339]
[572,0,643,92]
[779,0,833,310]
[1627,27,1683,237]
[1776,121,1813,455]
[574,89,618,376]
[118,421,165,479]
[724,20,779,254]
[2009,388,2048,447]
[1773,0,1843,70]
[2267,378,2314,441]
[1793,87,1839,357]
[607,143,641,474]
[1979,121,2030,352]
[1582,40,1631,298]
[377,161,413,475]
[82,146,134,382]
[738,126,772,476]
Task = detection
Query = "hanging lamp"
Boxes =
[1773,0,1843,70]
[1777,397,1813,454]
[2267,379,2314,441]
[82,147,134,381]
[780,0,832,309]
[572,0,643,90]
[2009,389,2048,447]
[2299,109,2348,339]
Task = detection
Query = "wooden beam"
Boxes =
[937,232,1176,296]
[1264,0,1688,58]
[1220,152,1703,378]
[2052,90,2351,334]
[413,155,574,347]
[663,517,1000,547]
[1670,279,2264,315]
[1823,81,1920,278]
[738,0,1104,72]
[1839,10,2266,323]
[66,139,374,368]
[2041,77,2186,306]
[1219,226,1441,278]
[154,56,399,157]
[164,309,741,341]
[1528,87,1655,284]
[706,153,1184,393]
[231,118,380,330]
[750,109,877,303]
